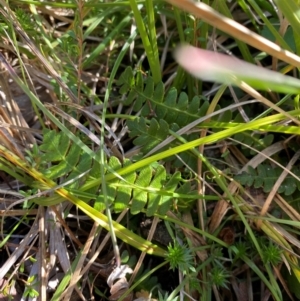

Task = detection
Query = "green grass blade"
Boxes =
[275,0,300,54]
[247,0,293,52]
[83,14,132,68]
[129,0,161,83]
[231,247,282,301]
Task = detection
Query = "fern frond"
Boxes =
[119,67,211,157]
[127,117,170,154]
[235,164,300,196]
[95,157,198,215]
[117,67,210,126]
[233,132,274,155]
[37,129,199,215]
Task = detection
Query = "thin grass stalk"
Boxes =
[74,0,85,104]
[145,0,160,73]
[83,14,131,68]
[129,0,161,83]
[172,6,187,91]
[244,0,292,52]
[274,0,300,55]
[173,6,185,42]
[215,0,253,63]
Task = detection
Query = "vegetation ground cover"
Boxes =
[1,0,300,300]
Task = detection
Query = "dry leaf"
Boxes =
[107,265,133,301]
[134,290,157,301]
[107,265,133,287]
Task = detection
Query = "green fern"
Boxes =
[118,67,210,127]
[118,67,211,159]
[233,132,274,155]
[39,129,91,186]
[234,164,300,196]
[36,129,198,215]
[128,117,170,154]
[93,156,197,215]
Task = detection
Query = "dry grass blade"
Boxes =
[258,150,300,228]
[50,205,84,248]
[231,276,250,301]
[0,1,78,104]
[0,72,35,135]
[165,0,300,66]
[271,223,300,250]
[80,209,129,277]
[0,208,38,216]
[0,218,39,279]
[61,222,99,301]
[129,216,159,286]
[167,211,208,262]
[0,71,35,156]
[38,206,47,300]
[209,142,285,233]
[274,265,295,301]
[0,127,25,160]
[45,103,124,159]
[47,207,64,280]
[274,194,300,222]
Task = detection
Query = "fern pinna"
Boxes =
[234,163,300,196]
[36,129,197,215]
[117,66,210,157]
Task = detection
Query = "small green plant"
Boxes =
[23,276,39,298]
[262,242,283,266]
[209,266,230,289]
[158,291,179,301]
[166,241,195,274]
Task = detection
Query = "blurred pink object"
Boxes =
[174,44,300,94]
